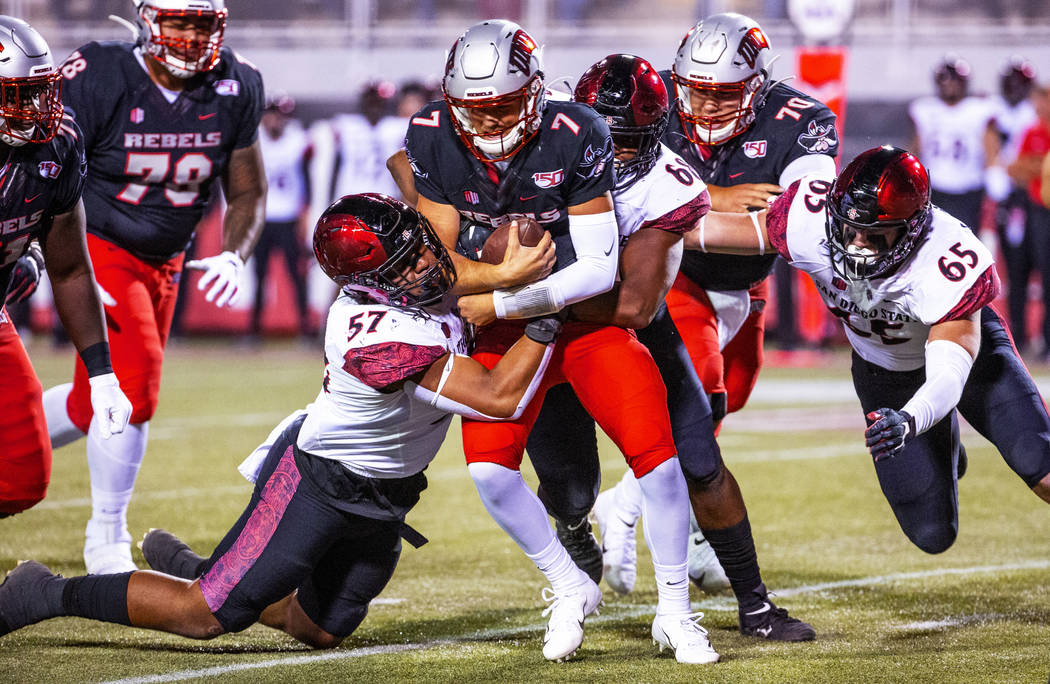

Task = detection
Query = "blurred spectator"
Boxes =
[396,80,439,118]
[909,55,995,232]
[329,80,405,202]
[985,57,1038,349]
[1009,84,1050,358]
[253,94,313,340]
[479,0,522,20]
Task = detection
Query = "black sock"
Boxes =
[701,516,764,611]
[61,572,134,626]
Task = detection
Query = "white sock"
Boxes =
[613,468,643,525]
[42,382,85,448]
[467,462,588,594]
[85,420,148,546]
[526,535,591,595]
[638,458,691,615]
[653,562,691,616]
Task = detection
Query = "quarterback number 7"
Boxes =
[117,152,212,207]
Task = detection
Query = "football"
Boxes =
[479,218,545,264]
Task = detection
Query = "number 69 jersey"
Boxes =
[612,143,710,245]
[768,176,999,372]
[59,42,264,262]
[296,293,469,479]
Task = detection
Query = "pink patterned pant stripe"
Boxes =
[200,445,302,613]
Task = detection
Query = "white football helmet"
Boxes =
[133,0,226,78]
[442,19,545,161]
[0,16,62,147]
[672,13,773,145]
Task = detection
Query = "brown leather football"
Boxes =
[479,218,545,264]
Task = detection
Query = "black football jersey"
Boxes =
[0,116,86,300]
[61,42,264,262]
[660,72,839,290]
[405,99,614,272]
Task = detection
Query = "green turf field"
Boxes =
[2,341,1048,683]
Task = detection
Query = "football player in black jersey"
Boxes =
[41,0,266,575]
[597,11,839,614]
[0,17,131,519]
[406,20,702,663]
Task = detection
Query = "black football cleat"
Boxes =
[555,516,603,585]
[0,561,63,636]
[739,586,816,642]
[139,529,207,580]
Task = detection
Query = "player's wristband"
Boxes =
[79,341,114,378]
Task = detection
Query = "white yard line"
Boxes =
[101,559,1050,684]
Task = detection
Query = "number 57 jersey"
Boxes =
[59,41,264,262]
[768,176,999,372]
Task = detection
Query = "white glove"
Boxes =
[88,372,133,439]
[185,250,244,308]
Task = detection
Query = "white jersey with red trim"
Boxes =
[774,176,995,371]
[612,144,708,241]
[908,96,994,194]
[296,292,468,478]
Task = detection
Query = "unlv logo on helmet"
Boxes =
[737,27,770,69]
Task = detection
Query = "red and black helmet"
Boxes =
[313,193,456,307]
[574,54,669,191]
[825,146,932,280]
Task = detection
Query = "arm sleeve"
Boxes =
[901,339,975,435]
[766,180,802,261]
[492,210,618,318]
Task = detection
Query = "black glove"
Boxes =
[864,408,916,461]
[5,241,44,305]
[524,312,565,344]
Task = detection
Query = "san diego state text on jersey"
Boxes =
[405,99,614,272]
[661,72,839,291]
[60,42,263,262]
[0,116,85,299]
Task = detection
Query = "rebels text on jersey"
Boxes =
[0,116,85,299]
[405,99,614,271]
[60,42,264,261]
[662,73,839,290]
[297,293,469,479]
[613,143,710,249]
[767,176,998,371]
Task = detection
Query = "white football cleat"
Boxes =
[652,611,720,664]
[590,488,637,595]
[84,520,137,575]
[687,533,730,594]
[540,579,603,662]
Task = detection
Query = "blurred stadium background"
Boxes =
[8,0,1050,341]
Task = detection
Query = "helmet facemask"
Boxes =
[672,72,765,146]
[0,71,62,146]
[445,74,543,161]
[137,3,227,78]
[825,190,931,282]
